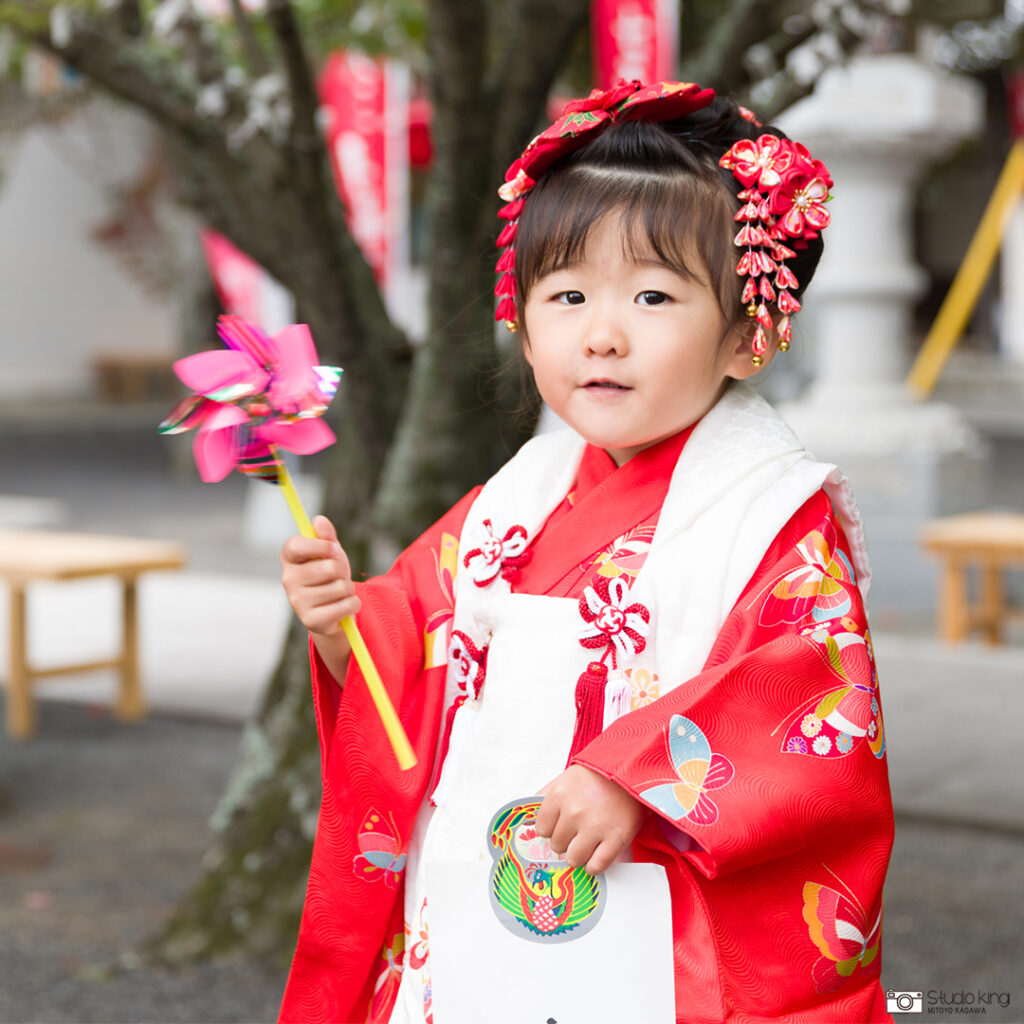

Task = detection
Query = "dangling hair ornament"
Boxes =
[719,135,833,364]
[493,80,717,332]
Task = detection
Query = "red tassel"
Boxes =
[496,296,517,323]
[497,221,517,247]
[566,661,608,764]
[496,248,515,272]
[496,272,517,298]
[499,198,525,220]
[434,695,467,794]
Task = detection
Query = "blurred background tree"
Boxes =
[0,0,953,967]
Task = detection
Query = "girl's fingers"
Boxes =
[286,558,352,588]
[281,535,343,565]
[563,832,598,871]
[584,838,621,876]
[301,595,362,634]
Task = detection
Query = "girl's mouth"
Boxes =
[584,379,631,391]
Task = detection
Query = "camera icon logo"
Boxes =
[886,990,923,1014]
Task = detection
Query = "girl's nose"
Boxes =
[583,308,629,357]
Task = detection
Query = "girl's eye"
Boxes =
[555,291,585,305]
[637,290,670,306]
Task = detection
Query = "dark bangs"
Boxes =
[514,123,741,324]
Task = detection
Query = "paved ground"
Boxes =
[0,700,289,1023]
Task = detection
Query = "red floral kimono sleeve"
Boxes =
[571,493,893,1022]
[572,490,892,879]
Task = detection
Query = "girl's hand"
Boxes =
[534,764,648,875]
[280,515,359,683]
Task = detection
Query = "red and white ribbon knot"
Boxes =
[578,576,650,667]
[463,518,531,587]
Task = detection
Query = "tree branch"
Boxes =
[488,0,591,188]
[683,0,779,92]
[33,18,205,138]
[229,0,270,77]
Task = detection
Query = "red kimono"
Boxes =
[280,430,894,1024]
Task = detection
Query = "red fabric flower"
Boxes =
[770,165,832,240]
[719,134,796,190]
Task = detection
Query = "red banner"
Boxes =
[591,0,678,89]
[319,52,409,292]
[1008,68,1024,139]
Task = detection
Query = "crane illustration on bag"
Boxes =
[487,799,606,943]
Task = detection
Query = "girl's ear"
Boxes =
[723,319,777,380]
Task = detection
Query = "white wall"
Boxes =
[0,100,176,400]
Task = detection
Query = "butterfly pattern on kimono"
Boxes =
[639,715,735,825]
[584,523,657,582]
[352,808,406,888]
[779,621,886,760]
[802,874,883,993]
[756,520,857,627]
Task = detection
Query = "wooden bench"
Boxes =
[0,530,186,738]
[92,351,178,402]
[920,513,1024,644]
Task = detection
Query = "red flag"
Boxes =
[591,0,679,89]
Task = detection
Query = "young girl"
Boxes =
[278,81,894,1024]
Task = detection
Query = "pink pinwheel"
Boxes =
[160,314,341,482]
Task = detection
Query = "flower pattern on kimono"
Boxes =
[423,532,459,670]
[640,715,735,825]
[756,520,857,627]
[367,931,405,1019]
[577,575,650,668]
[462,518,531,587]
[407,898,430,971]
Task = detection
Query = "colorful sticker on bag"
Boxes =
[487,798,606,943]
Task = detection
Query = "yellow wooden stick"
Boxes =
[276,457,417,770]
[907,138,1024,398]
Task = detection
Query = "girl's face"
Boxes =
[522,213,766,466]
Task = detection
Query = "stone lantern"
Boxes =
[776,53,988,614]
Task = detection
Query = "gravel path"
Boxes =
[2,696,1022,1024]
